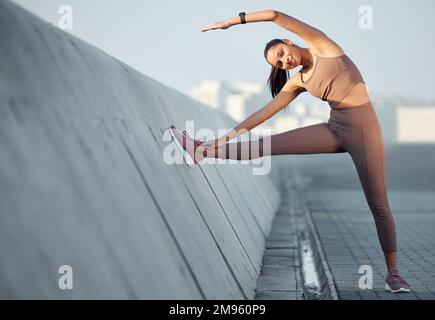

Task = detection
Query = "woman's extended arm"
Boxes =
[201,10,340,54]
[202,81,303,148]
[201,10,320,38]
[272,11,326,45]
[215,110,267,146]
[200,10,276,32]
[226,10,277,26]
[196,110,267,149]
[273,11,343,54]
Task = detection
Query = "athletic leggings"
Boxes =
[218,101,397,254]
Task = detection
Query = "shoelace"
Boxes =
[181,130,206,161]
[387,272,410,287]
[182,131,205,147]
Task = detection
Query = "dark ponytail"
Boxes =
[264,39,290,98]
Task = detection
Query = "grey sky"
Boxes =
[12,0,435,101]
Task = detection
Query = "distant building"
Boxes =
[397,107,435,143]
[372,96,435,144]
[189,80,232,111]
[190,80,264,122]
[190,80,435,144]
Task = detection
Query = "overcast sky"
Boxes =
[12,0,435,101]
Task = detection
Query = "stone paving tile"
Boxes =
[255,290,298,300]
[262,255,299,268]
[256,266,297,291]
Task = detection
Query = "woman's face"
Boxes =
[266,42,300,70]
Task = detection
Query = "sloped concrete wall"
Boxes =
[0,0,280,299]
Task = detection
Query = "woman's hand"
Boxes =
[200,20,232,32]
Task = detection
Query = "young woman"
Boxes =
[170,10,410,293]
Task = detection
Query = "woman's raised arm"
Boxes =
[200,10,276,32]
[200,78,304,149]
[201,10,341,55]
[272,11,344,55]
[272,11,325,44]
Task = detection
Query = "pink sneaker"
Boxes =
[385,269,411,293]
[169,125,205,167]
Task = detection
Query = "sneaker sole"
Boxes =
[385,283,410,293]
[169,127,198,168]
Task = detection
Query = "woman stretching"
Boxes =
[170,10,410,293]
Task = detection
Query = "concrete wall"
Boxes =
[0,0,280,299]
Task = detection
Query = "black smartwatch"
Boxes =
[239,12,246,24]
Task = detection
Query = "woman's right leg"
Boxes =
[202,122,346,159]
[344,122,398,268]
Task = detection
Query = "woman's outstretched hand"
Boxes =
[200,20,232,32]
[201,137,227,148]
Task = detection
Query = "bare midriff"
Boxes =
[336,82,371,109]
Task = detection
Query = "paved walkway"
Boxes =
[254,173,304,300]
[275,144,435,300]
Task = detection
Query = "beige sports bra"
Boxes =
[299,53,366,110]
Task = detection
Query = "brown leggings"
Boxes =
[214,102,397,254]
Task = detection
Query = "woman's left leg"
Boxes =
[200,122,346,160]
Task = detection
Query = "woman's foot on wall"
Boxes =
[169,125,205,167]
